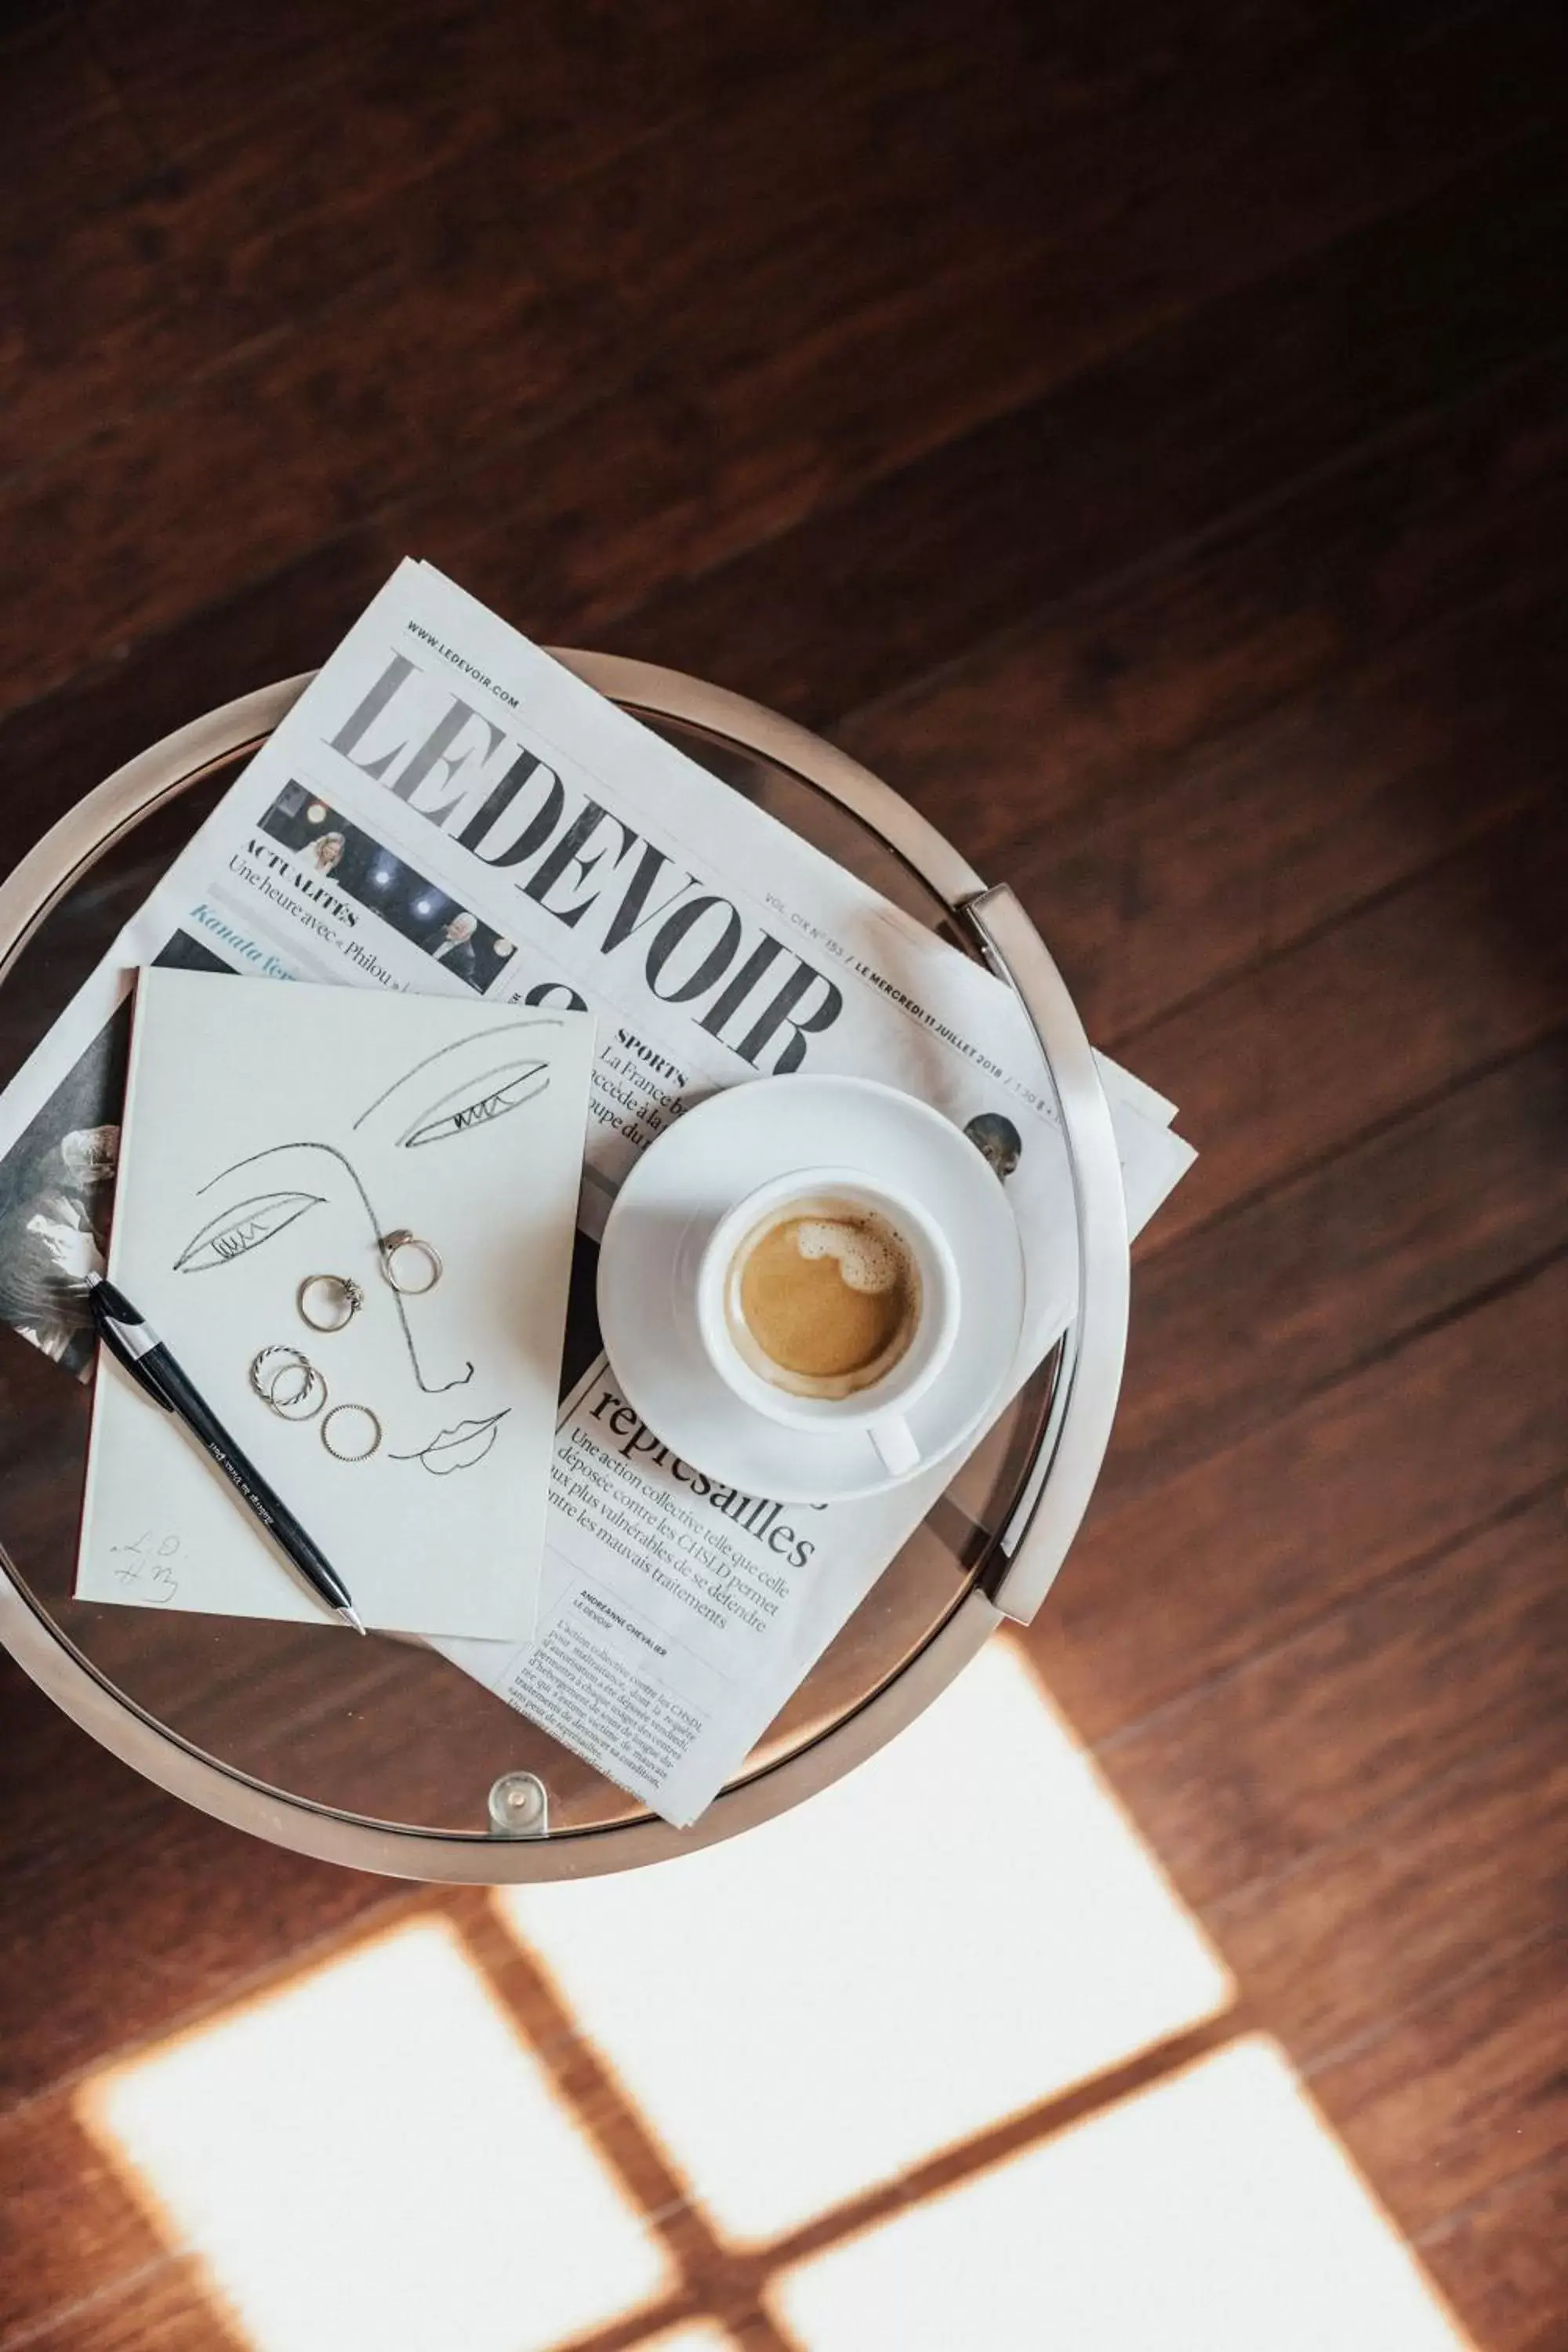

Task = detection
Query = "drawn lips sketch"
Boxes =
[390,1413,508,1475]
[172,1020,564,1475]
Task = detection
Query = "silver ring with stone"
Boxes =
[321,1403,383,1462]
[297,1273,365,1332]
[376,1229,442,1295]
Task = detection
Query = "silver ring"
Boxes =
[321,1403,382,1462]
[298,1273,364,1332]
[376,1230,442,1294]
[249,1345,326,1421]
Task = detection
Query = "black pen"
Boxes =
[85,1272,367,1635]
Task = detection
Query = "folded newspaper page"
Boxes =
[0,560,1193,1824]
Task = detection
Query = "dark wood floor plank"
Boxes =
[5,68,1567,720]
[0,536,399,873]
[80,0,437,158]
[1120,805,1567,1255]
[64,0,1568,503]
[592,127,1568,724]
[0,8,1046,684]
[1032,1252,1568,1739]
[1006,570,1566,1048]
[1,2,997,517]
[0,8,147,236]
[0,249,614,691]
[7,284,1564,931]
[2,0,1061,497]
[0,1658,414,2112]
[1311,1933,1568,2240]
[84,0,879,180]
[4,2256,245,2352]
[1417,2154,1568,2352]
[328,115,1568,704]
[0,2097,169,2340]
[4,101,1564,855]
[1109,1040,1568,1504]
[541,0,1568,520]
[2,0,966,481]
[1206,1718,1568,2063]
[832,347,1568,846]
[1098,1487,1568,1907]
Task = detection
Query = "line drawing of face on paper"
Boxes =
[170,1020,561,1475]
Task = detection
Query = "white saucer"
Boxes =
[596,1076,1028,1503]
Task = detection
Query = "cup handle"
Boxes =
[869,1414,920,1478]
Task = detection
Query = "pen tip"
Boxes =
[340,1604,368,1637]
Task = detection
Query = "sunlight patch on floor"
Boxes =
[495,1640,1233,2241]
[768,2036,1475,2350]
[75,1915,672,2352]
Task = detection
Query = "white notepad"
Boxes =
[77,970,595,1639]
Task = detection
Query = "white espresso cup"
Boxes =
[694,1166,962,1479]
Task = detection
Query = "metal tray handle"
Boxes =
[959,884,1130,1623]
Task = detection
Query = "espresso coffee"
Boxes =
[728,1197,920,1399]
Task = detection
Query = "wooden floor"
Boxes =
[2,3,1566,2346]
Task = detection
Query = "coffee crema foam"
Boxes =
[727,1198,920,1399]
[793,1218,904,1293]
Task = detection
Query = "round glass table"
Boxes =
[0,657,1127,1881]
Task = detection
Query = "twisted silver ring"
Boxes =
[249,1345,327,1422]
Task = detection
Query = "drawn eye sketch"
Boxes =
[173,1189,325,1272]
[397,1058,548,1148]
[353,1018,561,1146]
[169,1021,568,1475]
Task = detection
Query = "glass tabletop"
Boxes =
[0,698,1061,1852]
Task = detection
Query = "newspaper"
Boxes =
[0,560,1193,1824]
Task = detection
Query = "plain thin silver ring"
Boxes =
[297,1273,364,1332]
[320,1403,383,1462]
[376,1229,442,1294]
